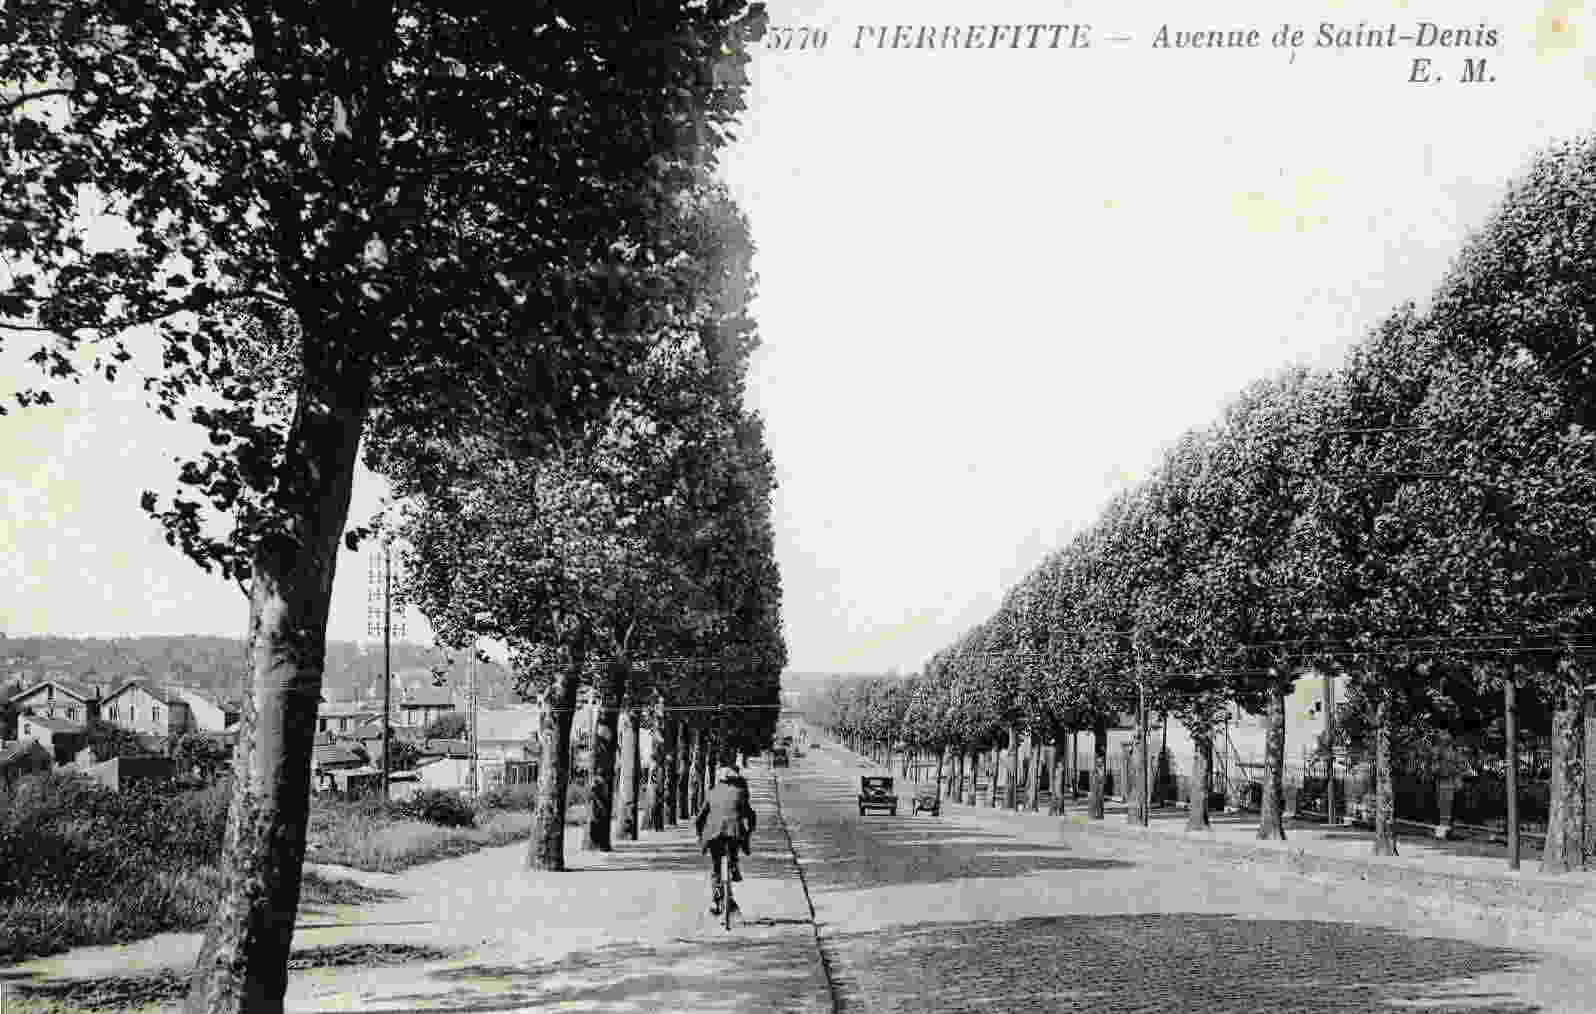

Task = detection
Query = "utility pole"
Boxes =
[469,640,479,797]
[1138,677,1150,827]
[1506,674,1520,871]
[1325,669,1337,826]
[367,540,405,802]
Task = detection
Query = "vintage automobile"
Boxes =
[858,776,897,816]
[772,747,790,767]
[911,782,941,817]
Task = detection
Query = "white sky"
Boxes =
[3,0,1594,675]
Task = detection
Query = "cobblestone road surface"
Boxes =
[780,748,1596,1014]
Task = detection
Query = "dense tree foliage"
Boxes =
[806,130,1596,875]
[2,2,767,1010]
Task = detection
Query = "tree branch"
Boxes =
[4,89,74,115]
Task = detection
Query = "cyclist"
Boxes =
[695,764,757,917]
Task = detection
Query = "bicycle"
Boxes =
[722,868,735,931]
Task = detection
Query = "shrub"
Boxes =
[394,788,475,828]
[476,783,538,812]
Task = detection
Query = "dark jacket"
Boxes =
[695,777,756,853]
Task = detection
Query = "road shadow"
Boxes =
[565,834,796,879]
[822,912,1544,1013]
[379,936,826,1013]
[794,815,1133,891]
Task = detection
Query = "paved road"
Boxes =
[777,747,1596,1014]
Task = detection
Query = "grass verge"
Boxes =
[5,943,452,1012]
[0,867,400,967]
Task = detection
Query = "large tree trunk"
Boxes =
[1188,731,1212,831]
[1026,734,1042,811]
[656,705,676,829]
[1585,689,1596,866]
[1070,731,1080,799]
[687,726,705,815]
[1373,683,1398,857]
[1126,721,1144,825]
[1542,667,1586,874]
[584,660,626,852]
[613,691,641,843]
[933,745,946,803]
[1003,728,1019,809]
[184,395,365,1014]
[679,724,694,815]
[1049,733,1066,816]
[524,649,584,872]
[1089,718,1107,820]
[987,746,1001,807]
[1257,681,1288,841]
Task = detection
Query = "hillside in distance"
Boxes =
[0,634,521,708]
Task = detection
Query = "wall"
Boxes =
[104,685,191,737]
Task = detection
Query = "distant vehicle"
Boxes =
[773,747,790,767]
[911,782,941,817]
[858,776,896,816]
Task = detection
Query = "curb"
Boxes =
[770,771,841,1014]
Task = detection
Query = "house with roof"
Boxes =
[472,706,546,789]
[311,734,366,793]
[10,678,100,724]
[317,701,384,737]
[102,679,192,737]
[399,686,455,729]
[17,714,87,764]
[0,739,53,789]
[173,687,241,732]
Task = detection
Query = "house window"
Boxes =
[66,707,76,721]
[153,706,162,725]
[46,686,53,701]
[109,705,118,721]
[319,718,328,732]
[131,707,138,722]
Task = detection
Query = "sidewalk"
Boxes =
[3,771,831,1014]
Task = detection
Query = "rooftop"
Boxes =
[15,677,99,703]
[105,678,186,705]
[400,687,455,709]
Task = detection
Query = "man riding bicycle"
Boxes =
[696,764,756,917]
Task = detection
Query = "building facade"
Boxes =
[101,680,192,737]
[10,678,99,724]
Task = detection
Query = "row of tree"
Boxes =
[393,179,787,870]
[810,132,1596,876]
[2,3,776,1011]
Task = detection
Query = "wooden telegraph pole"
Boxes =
[367,541,405,802]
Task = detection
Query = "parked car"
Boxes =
[911,782,941,816]
[858,776,897,816]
